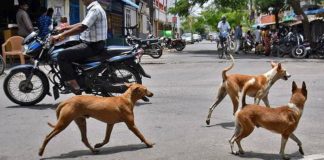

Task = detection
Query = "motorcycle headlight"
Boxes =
[23,45,28,55]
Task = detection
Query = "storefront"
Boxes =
[0,0,47,52]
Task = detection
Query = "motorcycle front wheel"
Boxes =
[291,45,307,59]
[3,69,49,106]
[149,44,163,59]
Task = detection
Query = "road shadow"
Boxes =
[233,151,303,160]
[6,103,59,110]
[40,143,149,160]
[204,121,235,130]
[135,102,153,107]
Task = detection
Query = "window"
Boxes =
[125,9,131,27]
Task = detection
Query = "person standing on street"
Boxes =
[254,25,262,54]
[16,2,33,37]
[37,7,54,38]
[234,25,242,54]
[51,0,107,94]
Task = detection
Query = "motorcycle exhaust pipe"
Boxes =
[103,84,128,93]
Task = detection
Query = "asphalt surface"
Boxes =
[1,41,324,160]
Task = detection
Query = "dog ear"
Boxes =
[277,63,282,71]
[270,61,276,68]
[302,81,307,97]
[292,81,297,93]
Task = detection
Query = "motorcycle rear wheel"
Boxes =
[175,44,185,51]
[105,65,142,97]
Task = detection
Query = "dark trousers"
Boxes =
[58,41,105,81]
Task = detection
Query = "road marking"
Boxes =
[299,153,324,160]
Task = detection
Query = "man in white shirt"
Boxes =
[52,0,107,94]
[217,16,231,49]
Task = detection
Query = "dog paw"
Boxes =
[206,120,210,125]
[94,143,104,148]
[91,148,100,154]
[299,147,304,155]
[38,148,44,156]
[231,151,240,155]
[146,142,155,148]
[281,155,290,160]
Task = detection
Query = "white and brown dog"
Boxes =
[206,55,291,125]
[229,81,307,160]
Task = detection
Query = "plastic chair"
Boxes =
[2,36,25,64]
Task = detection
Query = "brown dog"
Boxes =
[229,81,307,160]
[206,55,291,125]
[39,83,154,156]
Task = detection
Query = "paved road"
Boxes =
[1,41,324,160]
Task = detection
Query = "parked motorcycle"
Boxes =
[292,34,324,59]
[241,36,254,53]
[3,30,150,106]
[161,37,186,51]
[125,25,163,59]
[271,32,303,57]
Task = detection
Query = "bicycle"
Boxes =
[218,35,232,59]
[0,55,5,75]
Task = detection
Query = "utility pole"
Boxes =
[149,0,154,35]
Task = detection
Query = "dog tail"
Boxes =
[47,122,55,128]
[222,54,235,81]
[47,101,67,128]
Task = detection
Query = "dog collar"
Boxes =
[287,103,302,115]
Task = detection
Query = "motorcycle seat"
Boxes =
[106,45,133,54]
[141,39,159,44]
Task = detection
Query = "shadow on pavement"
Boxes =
[40,143,149,160]
[6,103,59,110]
[204,121,235,130]
[235,151,303,160]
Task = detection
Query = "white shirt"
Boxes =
[218,21,230,33]
[80,1,107,42]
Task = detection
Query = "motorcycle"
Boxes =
[125,25,163,59]
[161,37,186,51]
[241,36,254,53]
[3,30,150,106]
[271,32,303,57]
[293,34,324,59]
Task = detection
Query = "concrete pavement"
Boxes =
[0,41,324,160]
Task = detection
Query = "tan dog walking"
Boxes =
[206,55,291,125]
[39,83,154,156]
[229,81,307,160]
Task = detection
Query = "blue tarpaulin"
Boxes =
[305,8,324,15]
[122,0,139,9]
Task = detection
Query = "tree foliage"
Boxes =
[169,0,248,17]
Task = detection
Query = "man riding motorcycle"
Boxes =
[51,0,107,95]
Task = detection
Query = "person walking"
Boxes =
[234,25,242,54]
[38,7,54,38]
[16,2,33,37]
[51,0,107,94]
[254,25,262,54]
